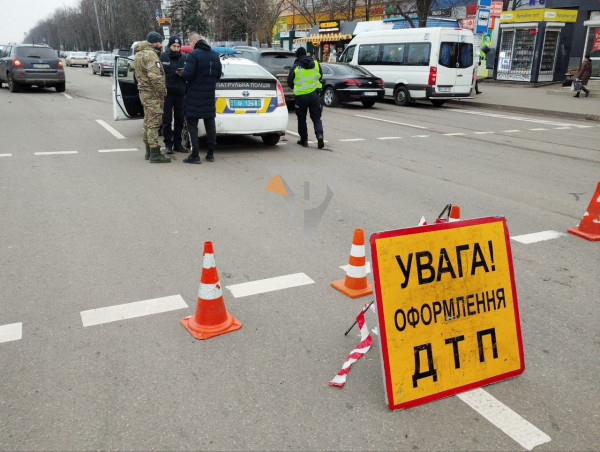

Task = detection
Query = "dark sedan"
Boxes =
[319,63,384,108]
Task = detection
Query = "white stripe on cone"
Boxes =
[198,282,223,300]
[202,253,216,269]
[350,244,365,258]
[345,264,367,279]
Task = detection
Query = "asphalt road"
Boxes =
[0,65,598,451]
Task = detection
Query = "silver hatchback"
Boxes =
[91,54,114,76]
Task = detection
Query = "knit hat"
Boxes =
[168,35,181,47]
[147,31,163,44]
[295,47,307,57]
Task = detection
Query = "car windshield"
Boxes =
[222,63,273,79]
[16,47,57,59]
[327,64,372,77]
[259,53,295,70]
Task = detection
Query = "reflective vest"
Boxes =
[293,61,322,96]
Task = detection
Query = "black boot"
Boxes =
[205,151,215,162]
[149,146,171,163]
[183,151,201,164]
[297,139,308,147]
[144,143,150,160]
[173,143,188,153]
[317,136,325,149]
[165,144,173,154]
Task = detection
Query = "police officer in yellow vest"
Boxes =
[287,47,324,149]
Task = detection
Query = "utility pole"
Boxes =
[93,0,104,51]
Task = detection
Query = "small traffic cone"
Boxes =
[568,182,600,241]
[181,241,242,339]
[332,229,373,299]
[449,205,461,222]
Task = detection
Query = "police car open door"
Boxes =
[113,56,144,120]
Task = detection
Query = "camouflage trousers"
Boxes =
[140,90,164,148]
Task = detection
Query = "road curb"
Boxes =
[446,100,600,123]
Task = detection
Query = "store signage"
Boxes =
[461,18,476,30]
[491,1,503,17]
[370,217,524,410]
[476,8,491,34]
[594,29,600,52]
[543,9,578,22]
[500,8,577,23]
[319,20,340,33]
[158,17,171,25]
[478,0,492,6]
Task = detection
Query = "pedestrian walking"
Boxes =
[133,31,170,163]
[574,54,592,98]
[328,49,337,63]
[160,35,187,154]
[181,33,222,164]
[287,47,324,149]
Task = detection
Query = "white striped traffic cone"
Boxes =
[331,229,373,299]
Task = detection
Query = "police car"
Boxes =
[112,53,288,145]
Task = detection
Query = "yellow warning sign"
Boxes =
[370,217,524,410]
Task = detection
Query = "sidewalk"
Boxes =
[447,80,600,122]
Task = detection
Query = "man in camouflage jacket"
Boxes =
[133,31,170,163]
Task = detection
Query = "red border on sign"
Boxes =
[370,216,525,410]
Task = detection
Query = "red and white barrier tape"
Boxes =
[329,311,372,387]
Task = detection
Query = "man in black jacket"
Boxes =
[160,35,187,154]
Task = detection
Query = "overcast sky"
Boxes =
[1,0,80,44]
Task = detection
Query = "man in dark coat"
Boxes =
[181,33,222,164]
[287,47,324,149]
[160,35,187,154]
[574,54,592,98]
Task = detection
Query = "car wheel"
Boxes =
[85,65,89,68]
[393,86,410,106]
[261,134,280,146]
[323,86,339,107]
[361,100,376,108]
[99,68,104,76]
[430,99,446,107]
[56,83,65,92]
[7,73,19,93]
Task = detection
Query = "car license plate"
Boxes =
[439,87,452,93]
[363,92,378,96]
[230,99,261,108]
[33,64,50,69]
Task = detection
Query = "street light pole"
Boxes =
[93,0,104,51]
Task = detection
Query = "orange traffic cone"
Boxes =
[568,182,600,241]
[181,241,242,339]
[332,229,373,299]
[449,205,461,222]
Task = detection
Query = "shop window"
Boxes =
[358,44,380,65]
[381,44,405,64]
[539,30,559,76]
[405,43,430,66]
[584,26,600,77]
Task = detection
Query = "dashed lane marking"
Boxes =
[0,154,12,157]
[554,127,572,130]
[286,130,300,137]
[339,138,365,142]
[80,295,187,327]
[340,261,372,274]
[62,92,73,99]
[502,130,520,133]
[226,273,315,298]
[377,137,402,140]
[354,114,427,129]
[529,128,547,131]
[0,323,22,344]
[34,151,78,156]
[98,148,138,153]
[444,133,466,136]
[411,135,430,138]
[96,119,126,139]
[449,109,587,128]
[511,230,566,244]
[458,388,551,451]
[474,131,495,135]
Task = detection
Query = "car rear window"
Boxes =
[259,53,295,70]
[222,63,273,78]
[326,64,372,77]
[72,52,86,57]
[16,47,57,59]
[439,42,473,68]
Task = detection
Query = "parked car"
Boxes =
[88,52,97,62]
[66,52,88,67]
[234,47,296,106]
[319,63,384,108]
[0,43,65,92]
[91,53,114,76]
[113,55,288,145]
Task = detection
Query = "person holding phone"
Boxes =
[160,35,188,154]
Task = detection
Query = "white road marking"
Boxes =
[0,323,22,344]
[34,151,78,156]
[80,294,188,327]
[340,261,372,274]
[61,92,73,99]
[577,125,593,128]
[449,109,586,128]
[458,388,551,451]
[444,133,466,136]
[354,114,427,129]
[96,119,126,139]
[411,135,430,138]
[371,327,379,336]
[511,230,566,244]
[339,138,365,142]
[226,273,314,298]
[502,130,520,133]
[0,153,12,157]
[377,136,402,140]
[554,127,572,130]
[308,140,329,144]
[474,131,495,134]
[98,148,139,153]
[286,130,300,137]
[529,128,546,131]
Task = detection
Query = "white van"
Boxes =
[338,27,475,106]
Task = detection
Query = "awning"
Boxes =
[294,33,353,43]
